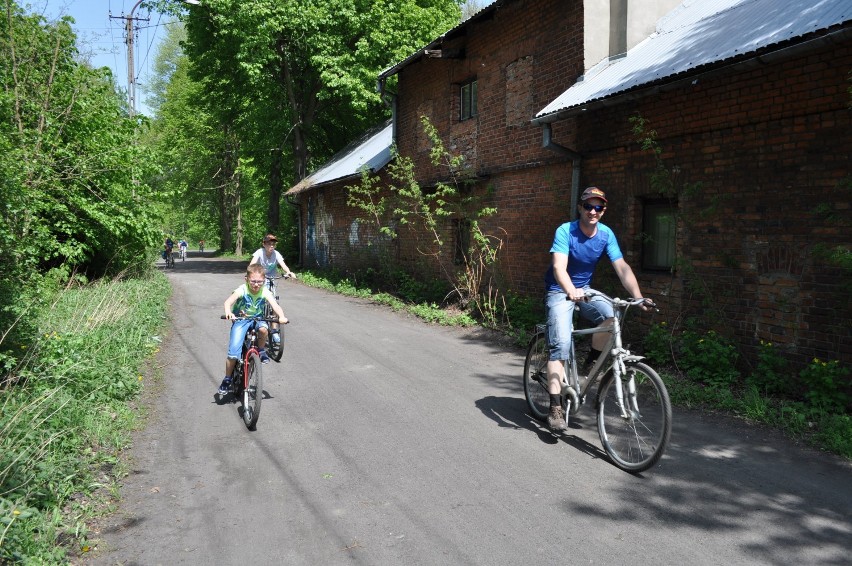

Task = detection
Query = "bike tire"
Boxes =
[522,331,550,421]
[267,327,284,362]
[262,302,284,362]
[243,351,263,429]
[596,362,671,473]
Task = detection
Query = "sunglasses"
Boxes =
[582,203,606,212]
[247,279,265,285]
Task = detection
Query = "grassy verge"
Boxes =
[297,271,479,327]
[0,272,170,563]
[659,372,852,458]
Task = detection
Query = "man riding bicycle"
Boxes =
[544,187,649,432]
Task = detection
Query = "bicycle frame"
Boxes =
[237,324,261,387]
[554,292,648,417]
[524,291,670,472]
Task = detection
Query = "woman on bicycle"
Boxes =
[544,187,648,432]
[218,264,288,395]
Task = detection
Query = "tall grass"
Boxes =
[0,272,170,563]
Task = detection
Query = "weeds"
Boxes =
[0,273,169,562]
[649,327,850,458]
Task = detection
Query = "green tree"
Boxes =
[0,1,159,361]
[156,0,461,249]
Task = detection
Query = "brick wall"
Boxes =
[563,42,852,367]
[293,4,851,368]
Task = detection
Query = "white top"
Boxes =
[251,248,285,277]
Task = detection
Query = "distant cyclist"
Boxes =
[178,239,188,259]
[163,236,174,261]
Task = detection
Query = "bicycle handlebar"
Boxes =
[220,314,282,323]
[571,290,657,311]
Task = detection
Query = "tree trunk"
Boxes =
[268,148,282,232]
[235,175,243,256]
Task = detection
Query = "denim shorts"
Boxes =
[227,318,269,360]
[545,288,613,361]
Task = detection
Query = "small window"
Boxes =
[453,218,471,265]
[460,80,478,121]
[642,201,676,271]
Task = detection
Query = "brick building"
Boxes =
[285,0,852,368]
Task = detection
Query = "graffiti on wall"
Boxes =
[306,194,333,267]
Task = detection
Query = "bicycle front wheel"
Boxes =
[596,362,671,473]
[523,331,550,421]
[242,351,263,429]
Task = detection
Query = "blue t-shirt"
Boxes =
[544,221,623,291]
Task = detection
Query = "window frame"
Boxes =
[459,79,478,121]
[641,200,677,272]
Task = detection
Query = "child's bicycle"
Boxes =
[263,274,292,363]
[219,314,279,429]
[523,290,672,473]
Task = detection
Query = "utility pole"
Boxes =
[110,0,148,117]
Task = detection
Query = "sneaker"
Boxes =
[272,332,281,344]
[260,351,270,364]
[547,405,568,432]
[217,377,232,395]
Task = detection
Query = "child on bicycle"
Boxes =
[218,263,288,395]
[249,233,295,345]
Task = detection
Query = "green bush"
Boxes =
[746,340,794,397]
[800,358,850,414]
[679,327,740,389]
[643,321,674,366]
[814,413,852,456]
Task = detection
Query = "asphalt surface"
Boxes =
[84,254,852,565]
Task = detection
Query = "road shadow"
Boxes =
[156,253,246,275]
[475,395,610,465]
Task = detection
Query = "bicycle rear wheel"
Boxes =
[596,362,671,473]
[242,351,263,429]
[523,331,550,421]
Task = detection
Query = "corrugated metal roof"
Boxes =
[535,0,852,122]
[286,120,393,195]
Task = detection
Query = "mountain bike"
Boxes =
[263,274,291,363]
[219,315,278,429]
[523,290,672,473]
[164,249,175,268]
